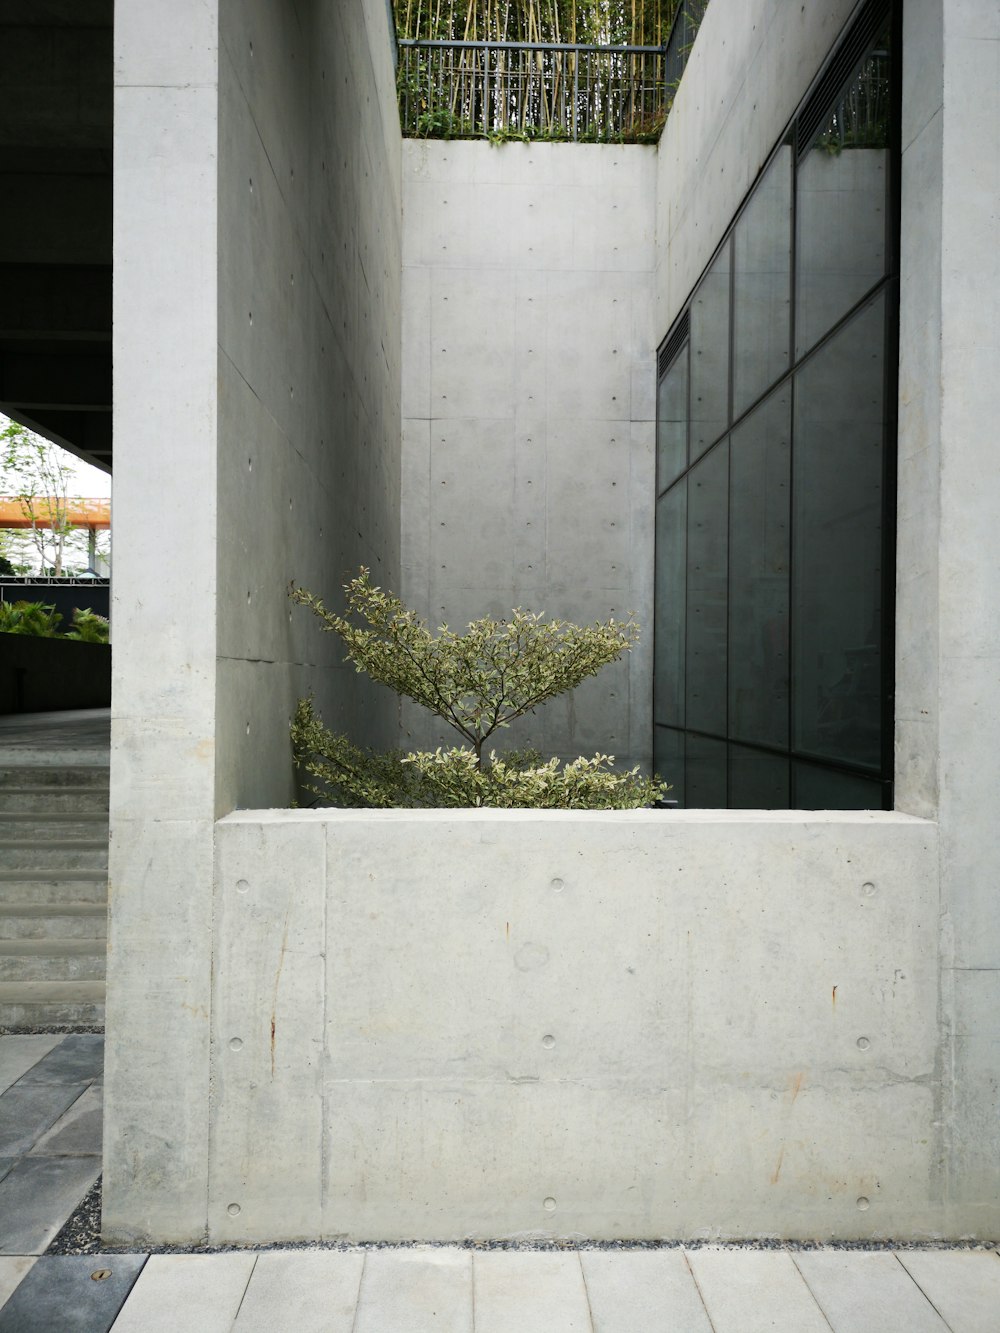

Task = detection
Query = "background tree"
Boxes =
[0,418,109,576]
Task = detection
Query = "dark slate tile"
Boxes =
[30,1085,102,1157]
[0,1161,13,1186]
[0,1253,146,1332]
[0,1157,101,1255]
[0,1083,90,1157]
[15,1036,104,1087]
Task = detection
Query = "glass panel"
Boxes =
[654,483,687,727]
[733,145,792,418]
[686,734,727,808]
[729,745,790,809]
[792,294,885,770]
[686,443,728,735]
[729,387,791,748]
[796,34,890,356]
[689,240,730,462]
[653,726,684,807]
[793,763,886,810]
[656,344,688,493]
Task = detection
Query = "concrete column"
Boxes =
[896,0,1000,1232]
[105,0,220,1243]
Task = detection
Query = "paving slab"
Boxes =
[30,1083,103,1156]
[0,1155,101,1255]
[794,1253,949,1327]
[0,1036,64,1095]
[896,1249,1000,1333]
[0,1253,145,1333]
[109,1254,257,1333]
[685,1247,831,1333]
[581,1249,713,1332]
[0,1161,13,1186]
[233,1250,365,1332]
[355,1248,473,1333]
[793,1250,949,1332]
[0,1257,35,1309]
[0,1081,90,1157]
[15,1034,104,1086]
[474,1251,592,1333]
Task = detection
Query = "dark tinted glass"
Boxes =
[686,733,727,808]
[793,763,886,810]
[792,294,885,769]
[657,344,688,492]
[685,443,728,735]
[796,36,890,356]
[653,726,684,807]
[728,387,791,747]
[690,241,730,461]
[733,146,792,417]
[729,745,790,809]
[654,483,687,726]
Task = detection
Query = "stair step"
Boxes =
[0,939,106,981]
[0,787,110,814]
[0,875,108,906]
[0,766,110,789]
[0,841,108,872]
[0,980,105,1027]
[0,813,109,838]
[0,904,107,940]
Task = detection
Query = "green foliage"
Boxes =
[0,600,63,637]
[0,600,108,642]
[290,569,667,809]
[64,608,110,643]
[292,699,665,810]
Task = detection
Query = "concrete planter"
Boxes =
[201,807,940,1244]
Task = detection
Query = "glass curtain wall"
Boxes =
[653,0,895,809]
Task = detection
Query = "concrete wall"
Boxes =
[216,0,402,811]
[894,0,1000,1234]
[209,807,940,1243]
[105,0,401,1243]
[654,0,857,335]
[401,142,656,769]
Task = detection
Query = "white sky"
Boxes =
[0,412,111,499]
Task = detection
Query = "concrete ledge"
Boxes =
[205,808,944,1243]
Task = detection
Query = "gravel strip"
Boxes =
[0,1025,104,1037]
[47,1175,104,1255]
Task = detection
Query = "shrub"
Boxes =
[0,600,62,636]
[290,569,666,809]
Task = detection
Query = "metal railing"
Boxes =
[398,40,668,142]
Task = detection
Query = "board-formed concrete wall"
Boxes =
[401,142,656,769]
[105,0,401,1243]
[209,807,940,1243]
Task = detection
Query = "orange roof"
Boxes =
[0,497,111,530]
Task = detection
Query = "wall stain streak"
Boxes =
[270,910,290,1080]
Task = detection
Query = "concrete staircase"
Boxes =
[0,763,109,1027]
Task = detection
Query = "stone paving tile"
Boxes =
[582,1249,713,1331]
[233,1251,365,1332]
[0,1257,35,1310]
[15,1034,103,1086]
[30,1083,102,1157]
[474,1251,592,1333]
[0,1036,64,1095]
[109,1254,256,1333]
[0,1161,13,1187]
[685,1247,831,1333]
[355,1248,473,1333]
[896,1249,1000,1333]
[0,1253,145,1333]
[793,1250,950,1332]
[0,1081,90,1157]
[0,1155,101,1255]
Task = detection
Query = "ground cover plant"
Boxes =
[0,600,109,642]
[291,569,666,808]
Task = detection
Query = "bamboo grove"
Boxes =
[393,0,706,144]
